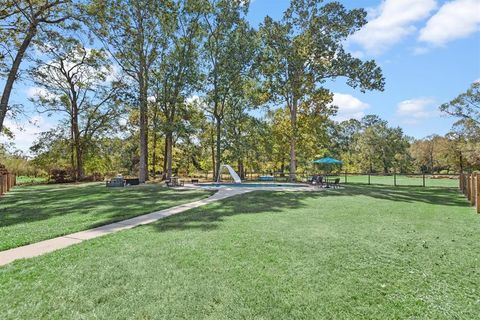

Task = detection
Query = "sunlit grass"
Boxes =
[1,184,478,319]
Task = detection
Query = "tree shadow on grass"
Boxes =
[154,191,320,232]
[152,185,470,233]
[0,183,213,228]
[329,184,469,208]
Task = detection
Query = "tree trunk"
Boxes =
[459,152,464,173]
[136,5,149,183]
[289,103,297,182]
[138,72,148,183]
[238,160,245,180]
[166,131,173,180]
[211,142,216,181]
[70,118,75,177]
[152,131,157,178]
[0,23,37,133]
[162,136,168,180]
[215,116,222,182]
[73,120,83,181]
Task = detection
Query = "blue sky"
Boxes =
[2,0,480,153]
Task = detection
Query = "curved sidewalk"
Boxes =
[0,188,250,267]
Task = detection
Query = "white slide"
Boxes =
[218,164,242,183]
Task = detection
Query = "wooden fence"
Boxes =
[0,166,16,197]
[459,173,480,214]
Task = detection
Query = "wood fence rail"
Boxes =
[0,165,16,197]
[459,173,480,214]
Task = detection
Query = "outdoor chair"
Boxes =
[330,178,340,188]
[313,176,324,187]
[166,178,184,187]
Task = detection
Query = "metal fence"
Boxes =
[190,171,459,188]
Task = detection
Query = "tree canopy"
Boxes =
[1,0,477,180]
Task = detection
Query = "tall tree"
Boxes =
[201,0,256,181]
[29,38,121,180]
[151,0,204,180]
[259,0,384,181]
[440,82,480,172]
[87,0,173,182]
[0,0,73,134]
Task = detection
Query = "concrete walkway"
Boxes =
[0,188,251,267]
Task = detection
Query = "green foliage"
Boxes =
[0,0,78,132]
[258,0,384,179]
[4,0,472,180]
[440,82,480,127]
[0,145,44,177]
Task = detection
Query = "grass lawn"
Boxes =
[1,184,479,319]
[15,176,48,185]
[0,182,213,251]
[336,174,458,188]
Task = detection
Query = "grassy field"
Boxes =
[335,174,458,188]
[0,184,478,319]
[0,183,213,251]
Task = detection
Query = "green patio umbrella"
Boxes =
[312,157,343,165]
[312,157,343,181]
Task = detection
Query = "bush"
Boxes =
[49,169,75,184]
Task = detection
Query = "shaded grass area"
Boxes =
[0,185,479,319]
[0,183,213,250]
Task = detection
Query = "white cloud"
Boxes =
[0,116,56,154]
[331,93,370,122]
[396,97,438,124]
[186,95,201,105]
[349,0,437,54]
[419,0,480,46]
[25,87,59,100]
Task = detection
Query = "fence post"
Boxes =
[476,173,480,214]
[423,173,426,187]
[394,171,397,187]
[472,173,477,206]
[466,174,471,201]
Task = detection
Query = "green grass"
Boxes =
[0,182,213,251]
[339,174,459,188]
[1,184,478,319]
[15,176,48,185]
